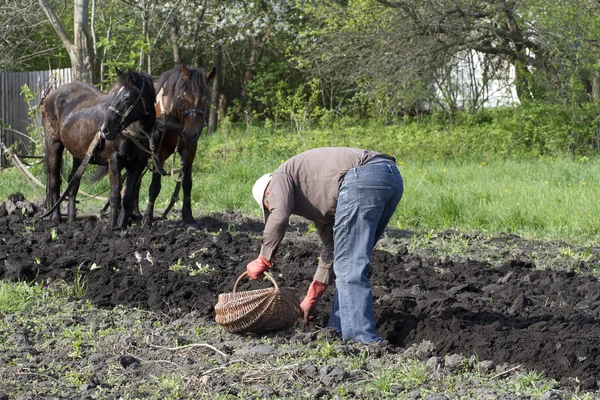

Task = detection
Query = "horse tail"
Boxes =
[90,165,109,182]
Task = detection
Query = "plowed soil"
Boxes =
[2,193,600,396]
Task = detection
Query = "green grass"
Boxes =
[396,158,600,243]
[0,280,46,313]
[3,123,600,244]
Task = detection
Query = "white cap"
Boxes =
[252,173,272,223]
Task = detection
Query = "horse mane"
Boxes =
[156,66,209,114]
[108,70,156,101]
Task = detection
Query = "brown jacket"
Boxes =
[259,147,394,284]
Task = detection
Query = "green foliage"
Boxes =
[312,340,337,360]
[70,265,88,300]
[362,359,428,396]
[168,258,187,273]
[4,111,600,244]
[510,370,557,397]
[244,57,304,118]
[20,84,44,157]
[0,280,45,313]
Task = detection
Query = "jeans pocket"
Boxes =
[359,185,390,218]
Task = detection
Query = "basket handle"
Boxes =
[233,271,280,293]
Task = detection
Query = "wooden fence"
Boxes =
[0,68,72,167]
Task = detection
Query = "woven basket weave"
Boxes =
[214,272,302,334]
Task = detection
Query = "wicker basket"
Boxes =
[214,271,302,334]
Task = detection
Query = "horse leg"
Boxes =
[67,158,82,223]
[121,164,145,228]
[131,168,146,222]
[143,171,162,226]
[180,143,198,226]
[107,156,123,229]
[44,137,64,223]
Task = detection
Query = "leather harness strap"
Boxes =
[42,131,103,219]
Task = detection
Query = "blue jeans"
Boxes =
[328,158,403,343]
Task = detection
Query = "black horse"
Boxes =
[41,70,156,228]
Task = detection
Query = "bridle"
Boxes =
[178,96,205,127]
[108,79,150,130]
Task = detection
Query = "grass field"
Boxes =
[3,137,600,245]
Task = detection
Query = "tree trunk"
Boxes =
[146,25,152,75]
[218,93,227,122]
[99,15,112,89]
[241,30,270,98]
[241,39,259,98]
[169,16,181,65]
[89,0,99,83]
[593,53,600,106]
[138,0,147,72]
[38,0,93,83]
[74,0,92,83]
[208,42,222,134]
[191,6,206,67]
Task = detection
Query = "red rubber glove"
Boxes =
[246,255,272,280]
[299,280,328,324]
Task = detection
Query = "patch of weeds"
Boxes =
[361,358,428,396]
[336,384,351,398]
[61,325,95,359]
[170,257,214,276]
[348,350,368,370]
[189,247,209,258]
[365,364,400,394]
[64,366,93,387]
[511,369,557,397]
[71,264,88,299]
[189,262,214,276]
[312,340,337,360]
[169,258,188,273]
[205,229,221,237]
[50,227,59,241]
[558,246,593,264]
[396,359,428,388]
[407,230,439,253]
[152,373,186,397]
[0,279,46,313]
[97,326,128,339]
[437,234,471,257]
[23,221,35,235]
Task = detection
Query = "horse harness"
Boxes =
[116,88,204,182]
[42,77,153,220]
[149,88,205,180]
[41,131,103,219]
[108,78,150,130]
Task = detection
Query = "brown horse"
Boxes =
[41,70,156,228]
[139,64,215,226]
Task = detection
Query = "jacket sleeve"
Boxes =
[313,221,334,285]
[259,173,294,262]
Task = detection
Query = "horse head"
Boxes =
[102,70,157,140]
[162,64,215,144]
